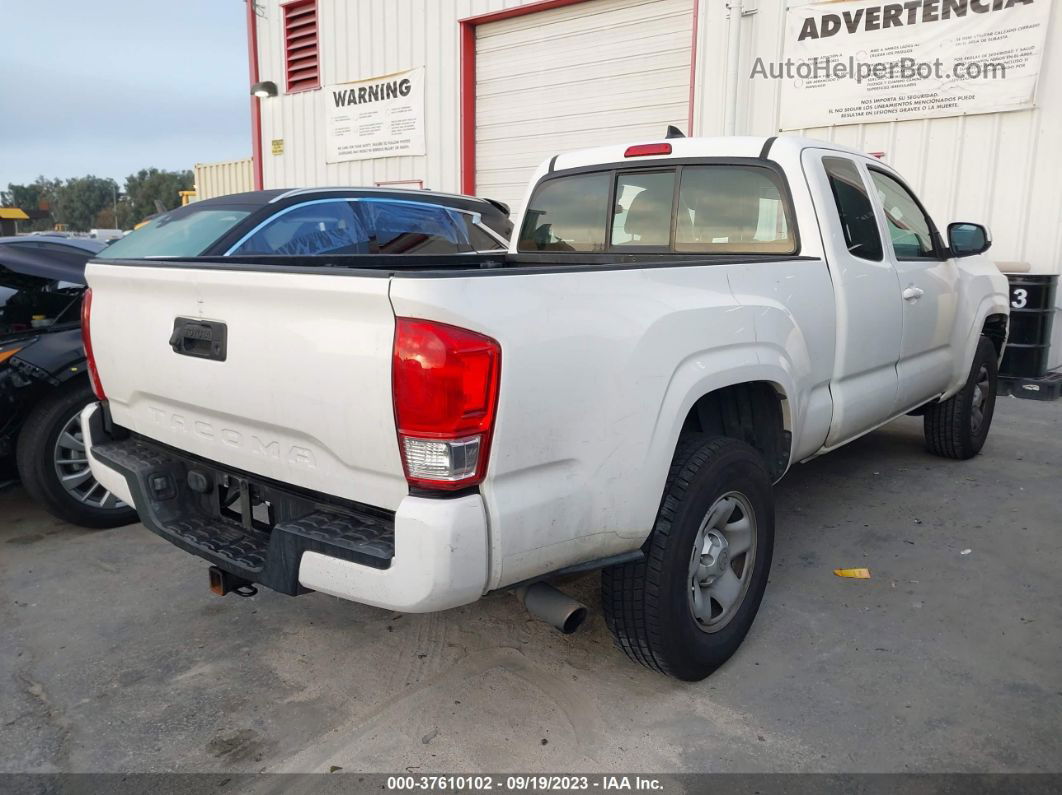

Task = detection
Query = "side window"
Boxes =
[675,166,795,254]
[517,173,609,252]
[868,170,937,259]
[232,201,362,255]
[351,199,476,254]
[458,215,506,251]
[611,171,675,247]
[822,157,883,262]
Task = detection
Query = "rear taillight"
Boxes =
[81,287,106,400]
[392,318,501,491]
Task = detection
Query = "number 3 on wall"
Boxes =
[1012,288,1028,309]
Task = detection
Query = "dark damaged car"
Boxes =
[1,235,138,527]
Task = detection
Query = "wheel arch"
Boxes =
[648,352,798,492]
[944,264,1010,400]
[679,382,791,481]
[981,313,1008,361]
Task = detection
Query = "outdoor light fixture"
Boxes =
[251,81,278,98]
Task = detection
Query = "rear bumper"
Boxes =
[82,403,488,612]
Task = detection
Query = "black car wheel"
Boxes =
[923,336,998,460]
[16,380,138,528]
[602,434,774,681]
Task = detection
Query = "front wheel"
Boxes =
[16,380,139,529]
[602,435,774,681]
[923,336,998,460]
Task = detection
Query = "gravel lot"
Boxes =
[2,397,1060,775]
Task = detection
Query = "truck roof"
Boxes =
[547,135,874,173]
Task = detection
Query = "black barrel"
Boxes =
[1000,274,1058,379]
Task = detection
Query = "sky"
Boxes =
[0,0,250,189]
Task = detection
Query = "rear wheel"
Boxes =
[602,435,774,681]
[16,380,138,529]
[924,336,998,460]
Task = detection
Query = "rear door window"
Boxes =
[459,216,507,251]
[518,172,609,252]
[822,156,883,262]
[230,199,491,256]
[231,200,363,255]
[351,199,482,254]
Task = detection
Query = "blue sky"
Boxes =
[0,0,250,188]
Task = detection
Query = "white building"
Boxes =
[244,0,1061,361]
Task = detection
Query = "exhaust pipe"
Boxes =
[516,582,588,634]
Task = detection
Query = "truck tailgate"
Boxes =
[85,262,408,511]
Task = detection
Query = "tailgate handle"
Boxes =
[169,318,227,361]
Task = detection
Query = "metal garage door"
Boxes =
[474,0,694,212]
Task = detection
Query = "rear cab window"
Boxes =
[518,163,797,256]
[518,173,610,252]
[611,171,675,248]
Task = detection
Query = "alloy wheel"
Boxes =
[52,411,126,510]
[687,490,757,633]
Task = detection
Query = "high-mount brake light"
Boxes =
[81,287,106,400]
[392,318,501,491]
[624,143,672,158]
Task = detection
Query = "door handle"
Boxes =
[902,286,924,301]
[169,318,228,361]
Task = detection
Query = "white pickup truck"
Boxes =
[82,135,1009,680]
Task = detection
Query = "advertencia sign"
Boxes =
[325,67,426,162]
[779,0,1051,129]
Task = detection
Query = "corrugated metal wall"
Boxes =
[692,0,1062,278]
[194,157,255,200]
[473,0,693,210]
[255,0,544,194]
[255,0,1061,277]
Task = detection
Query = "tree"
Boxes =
[123,168,194,225]
[2,177,63,231]
[49,176,120,232]
[4,168,193,232]
[2,182,43,209]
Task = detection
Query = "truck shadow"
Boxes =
[775,414,930,502]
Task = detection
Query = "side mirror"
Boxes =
[948,222,992,257]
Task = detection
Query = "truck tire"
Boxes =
[923,336,998,460]
[602,435,774,681]
[16,380,138,529]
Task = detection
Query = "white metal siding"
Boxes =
[193,157,254,200]
[474,0,693,210]
[254,0,1060,280]
[255,0,534,195]
[253,0,692,208]
[692,0,1062,279]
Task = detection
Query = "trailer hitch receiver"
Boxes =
[208,565,258,597]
